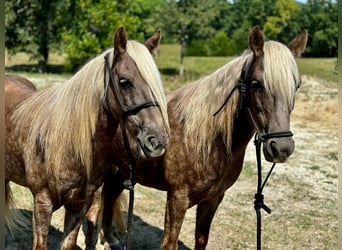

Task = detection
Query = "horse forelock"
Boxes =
[263,41,300,110]
[126,40,170,134]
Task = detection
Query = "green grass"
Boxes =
[157,45,337,91]
[5,44,337,91]
[296,57,337,82]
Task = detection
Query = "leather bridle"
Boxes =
[104,52,159,249]
[213,60,294,250]
[104,52,159,117]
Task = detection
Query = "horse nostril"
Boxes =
[280,147,290,157]
[146,136,162,151]
[270,141,278,158]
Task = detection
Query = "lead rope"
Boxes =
[120,117,136,250]
[104,54,137,250]
[104,53,150,250]
[253,134,275,250]
[213,60,293,250]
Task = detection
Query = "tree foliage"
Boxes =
[5,0,64,72]
[5,0,337,73]
[158,0,219,75]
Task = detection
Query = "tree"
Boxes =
[5,0,63,72]
[297,0,337,56]
[230,0,277,52]
[159,0,219,76]
[6,0,164,73]
[264,0,300,41]
[60,0,164,72]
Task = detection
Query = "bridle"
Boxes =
[104,52,159,249]
[104,52,159,117]
[213,60,293,250]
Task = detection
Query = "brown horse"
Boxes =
[5,27,170,250]
[86,26,308,250]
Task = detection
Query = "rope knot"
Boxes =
[254,193,272,214]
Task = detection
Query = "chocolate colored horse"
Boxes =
[5,27,169,250]
[88,26,308,249]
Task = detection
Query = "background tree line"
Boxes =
[5,0,337,73]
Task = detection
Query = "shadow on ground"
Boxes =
[6,209,190,250]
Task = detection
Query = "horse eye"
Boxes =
[251,80,263,89]
[119,78,132,89]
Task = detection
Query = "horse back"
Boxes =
[5,74,37,114]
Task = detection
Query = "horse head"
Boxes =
[105,27,169,159]
[244,26,308,163]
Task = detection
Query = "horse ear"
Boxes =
[249,26,264,57]
[114,27,127,59]
[288,30,308,57]
[144,30,161,54]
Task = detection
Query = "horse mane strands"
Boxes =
[13,52,108,180]
[171,53,252,168]
[126,40,170,134]
[263,41,300,110]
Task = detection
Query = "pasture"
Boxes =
[5,46,338,249]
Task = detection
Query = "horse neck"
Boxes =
[167,55,254,168]
[88,107,120,184]
[231,109,256,155]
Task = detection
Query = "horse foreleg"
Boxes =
[101,174,125,249]
[62,203,89,250]
[194,194,224,250]
[84,186,103,250]
[162,192,190,250]
[32,190,53,250]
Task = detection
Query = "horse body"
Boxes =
[5,27,169,250]
[95,26,308,250]
[5,75,37,188]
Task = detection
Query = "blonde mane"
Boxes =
[126,40,170,133]
[170,40,299,167]
[263,41,301,109]
[13,40,169,179]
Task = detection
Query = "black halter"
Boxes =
[104,52,159,117]
[213,60,293,250]
[104,52,159,249]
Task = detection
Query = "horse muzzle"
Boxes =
[136,129,169,159]
[263,137,295,163]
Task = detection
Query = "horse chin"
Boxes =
[264,153,288,163]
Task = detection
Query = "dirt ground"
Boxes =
[5,75,338,249]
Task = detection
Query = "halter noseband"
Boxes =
[104,52,160,249]
[213,60,293,250]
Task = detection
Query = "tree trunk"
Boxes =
[179,36,187,77]
[37,0,50,73]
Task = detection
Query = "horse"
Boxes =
[5,27,170,250]
[85,26,308,250]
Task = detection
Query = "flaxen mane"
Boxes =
[12,41,169,179]
[171,40,300,167]
[126,40,169,133]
